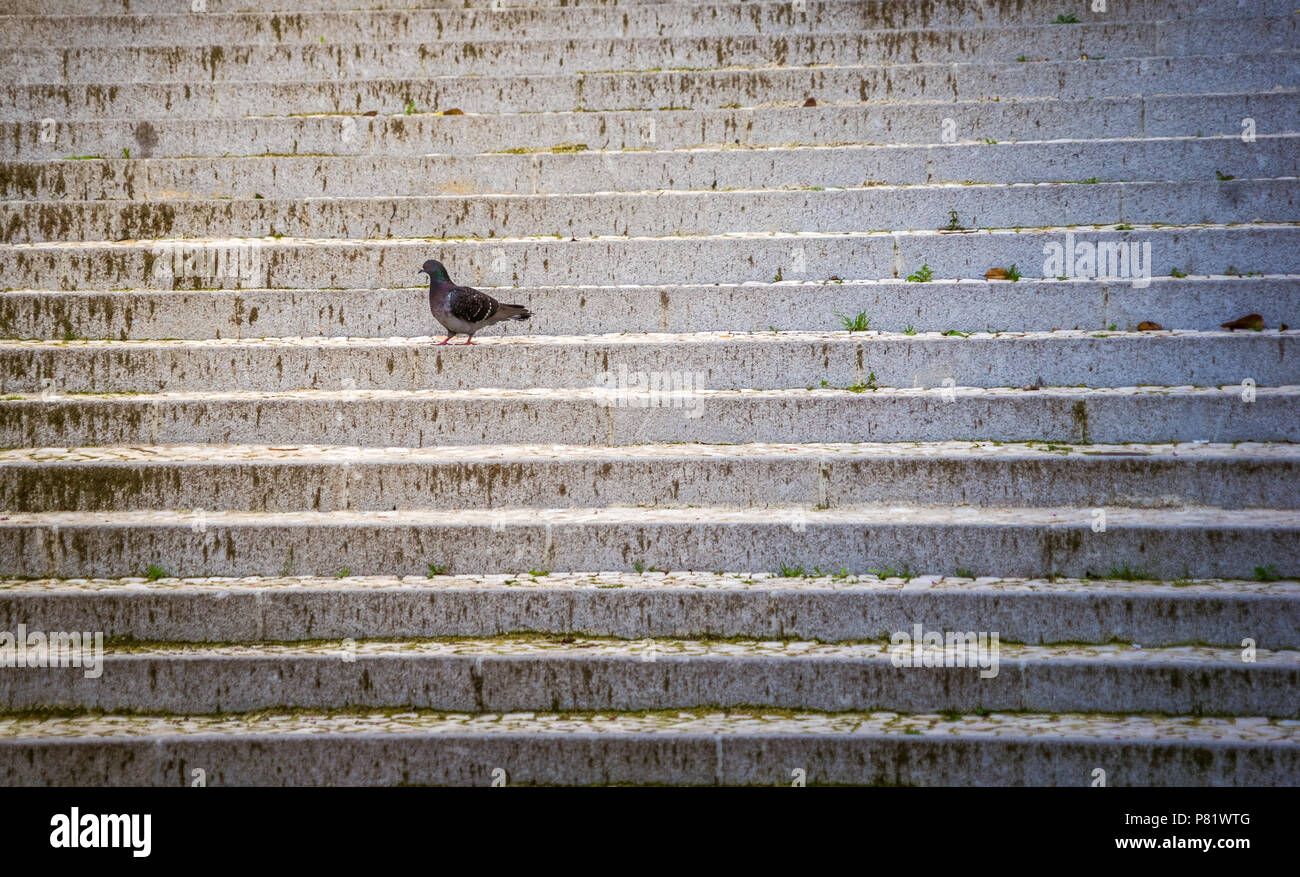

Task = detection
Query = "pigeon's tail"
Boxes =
[499,304,531,321]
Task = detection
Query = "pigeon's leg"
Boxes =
[436,334,454,346]
[463,334,475,345]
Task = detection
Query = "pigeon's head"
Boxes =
[418,259,451,283]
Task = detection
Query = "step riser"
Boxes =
[2,734,1290,787]
[10,56,1292,120]
[1,227,1292,289]
[2,0,1279,25]
[7,455,1297,512]
[4,335,1295,393]
[4,6,1290,48]
[0,2,900,45]
[6,589,1295,647]
[4,138,1295,200]
[3,391,1295,447]
[5,279,1294,339]
[0,29,1279,84]
[3,655,1292,715]
[6,181,1293,244]
[2,516,1296,579]
[5,92,1292,159]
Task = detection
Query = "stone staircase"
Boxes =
[0,0,1297,786]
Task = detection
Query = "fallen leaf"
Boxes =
[362,110,378,117]
[1282,324,1291,331]
[1021,384,1041,391]
[437,108,465,115]
[802,97,817,107]
[984,268,1010,280]
[1137,321,1162,331]
[1221,313,1265,331]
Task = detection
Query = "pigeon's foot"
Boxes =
[436,336,452,346]
[464,337,475,345]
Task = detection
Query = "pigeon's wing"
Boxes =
[445,284,499,325]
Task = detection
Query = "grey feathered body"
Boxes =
[428,281,531,337]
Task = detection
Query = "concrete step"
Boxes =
[6,22,1293,85]
[2,708,1294,787]
[4,137,1295,200]
[4,276,1293,340]
[0,504,1296,579]
[2,224,1294,290]
[1,385,1295,447]
[7,91,1294,159]
[12,54,1296,121]
[2,635,1295,715]
[2,331,1294,394]
[7,180,1296,244]
[4,4,1291,48]
[5,570,1297,646]
[2,0,1283,23]
[5,441,1297,513]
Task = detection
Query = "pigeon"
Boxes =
[417,259,531,345]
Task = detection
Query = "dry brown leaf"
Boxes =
[437,108,465,115]
[802,97,817,107]
[1221,313,1265,331]
[1137,321,1163,331]
[362,110,378,116]
[984,267,1010,280]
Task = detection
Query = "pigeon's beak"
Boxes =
[417,268,428,276]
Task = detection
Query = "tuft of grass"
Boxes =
[773,268,784,282]
[903,325,917,335]
[944,209,962,231]
[905,264,933,283]
[1170,268,1188,278]
[837,311,871,332]
[121,148,131,159]
[955,568,976,578]
[941,329,971,338]
[846,372,878,393]
[550,142,588,154]
[1255,565,1281,582]
[1105,564,1154,582]
[779,564,806,578]
[1053,13,1080,23]
[403,98,418,115]
[528,569,550,577]
[1215,170,1235,181]
[1006,264,1021,282]
[144,565,169,582]
[336,568,351,578]
[427,563,448,576]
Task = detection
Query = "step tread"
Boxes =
[28,635,1298,663]
[3,504,1296,527]
[2,708,1295,743]
[4,384,1295,401]
[5,328,1293,349]
[16,176,1298,204]
[3,572,1296,594]
[6,440,1297,465]
[9,220,1294,249]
